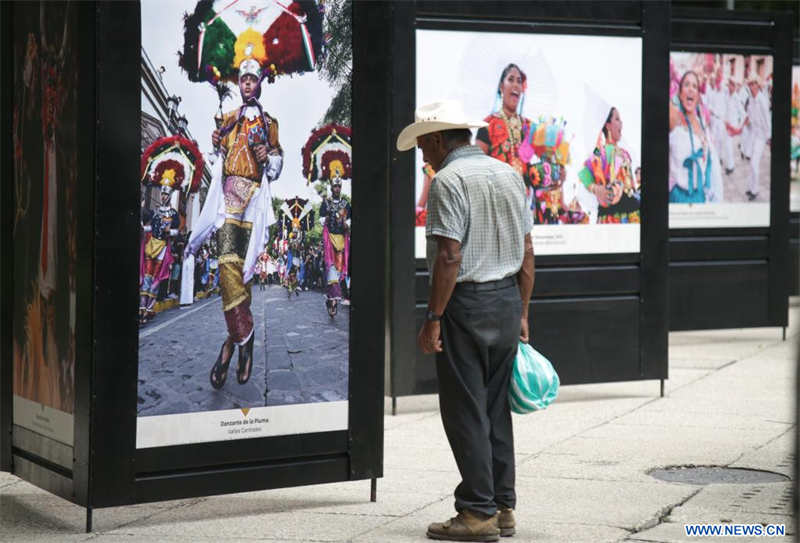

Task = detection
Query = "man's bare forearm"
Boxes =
[428,237,462,316]
[517,233,535,318]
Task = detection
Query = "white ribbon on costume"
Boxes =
[185,152,277,284]
[185,154,225,258]
[242,167,276,284]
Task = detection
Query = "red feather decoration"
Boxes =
[301,124,352,182]
[262,11,305,75]
[150,159,186,188]
[140,135,205,193]
[321,150,352,180]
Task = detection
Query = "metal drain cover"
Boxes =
[649,466,789,485]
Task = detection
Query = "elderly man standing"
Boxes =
[397,101,535,542]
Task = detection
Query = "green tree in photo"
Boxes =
[320,0,351,126]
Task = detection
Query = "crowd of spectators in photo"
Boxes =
[141,227,348,310]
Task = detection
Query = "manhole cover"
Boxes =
[649,466,789,485]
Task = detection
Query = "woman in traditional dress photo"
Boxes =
[577,107,640,223]
[476,64,538,219]
[476,63,569,224]
[668,70,723,203]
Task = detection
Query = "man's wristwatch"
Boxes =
[425,310,441,322]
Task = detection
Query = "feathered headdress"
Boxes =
[141,135,205,192]
[301,124,352,184]
[178,0,324,85]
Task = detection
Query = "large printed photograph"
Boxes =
[415,30,643,257]
[137,0,351,448]
[669,52,773,228]
[790,65,800,212]
[11,1,78,447]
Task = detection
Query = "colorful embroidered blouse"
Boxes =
[476,113,534,186]
[320,197,351,235]
[144,206,179,241]
[220,109,280,181]
[578,143,640,222]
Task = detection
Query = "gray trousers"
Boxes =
[436,276,522,517]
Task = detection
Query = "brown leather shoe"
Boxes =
[497,508,515,537]
[426,510,500,541]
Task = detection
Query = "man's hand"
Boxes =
[417,320,443,354]
[520,316,529,344]
[253,144,268,164]
[211,129,221,148]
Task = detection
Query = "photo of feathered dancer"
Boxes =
[301,124,352,317]
[669,52,772,204]
[12,1,79,418]
[137,0,352,425]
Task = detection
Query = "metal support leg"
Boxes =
[660,379,665,398]
[370,477,377,502]
[783,327,787,342]
[86,506,93,533]
[391,396,397,416]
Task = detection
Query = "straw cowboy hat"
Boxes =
[396,100,487,152]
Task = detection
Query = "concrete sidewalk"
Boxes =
[1,305,797,542]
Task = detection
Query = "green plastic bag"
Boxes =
[509,341,559,414]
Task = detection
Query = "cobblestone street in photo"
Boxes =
[137,284,349,417]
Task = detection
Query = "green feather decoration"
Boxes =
[202,17,236,81]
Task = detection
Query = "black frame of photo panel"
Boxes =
[0,0,96,506]
[669,8,793,332]
[1,0,12,475]
[388,1,670,408]
[1,0,388,524]
[789,38,799,296]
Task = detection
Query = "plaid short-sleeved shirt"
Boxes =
[426,145,532,283]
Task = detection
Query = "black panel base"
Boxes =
[532,297,652,384]
[11,454,75,505]
[132,456,350,507]
[669,261,771,331]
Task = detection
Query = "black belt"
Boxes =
[455,276,517,292]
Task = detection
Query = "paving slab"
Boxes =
[667,329,783,366]
[632,496,794,543]
[653,361,794,421]
[666,482,794,521]
[580,422,787,461]
[669,357,739,370]
[532,422,784,481]
[511,400,655,456]
[0,533,90,543]
[104,494,392,542]
[384,394,441,417]
[630,522,793,543]
[612,406,792,433]
[351,492,633,543]
[0,484,178,537]
[510,476,697,531]
[257,481,449,518]
[730,429,795,479]
[518,450,657,484]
